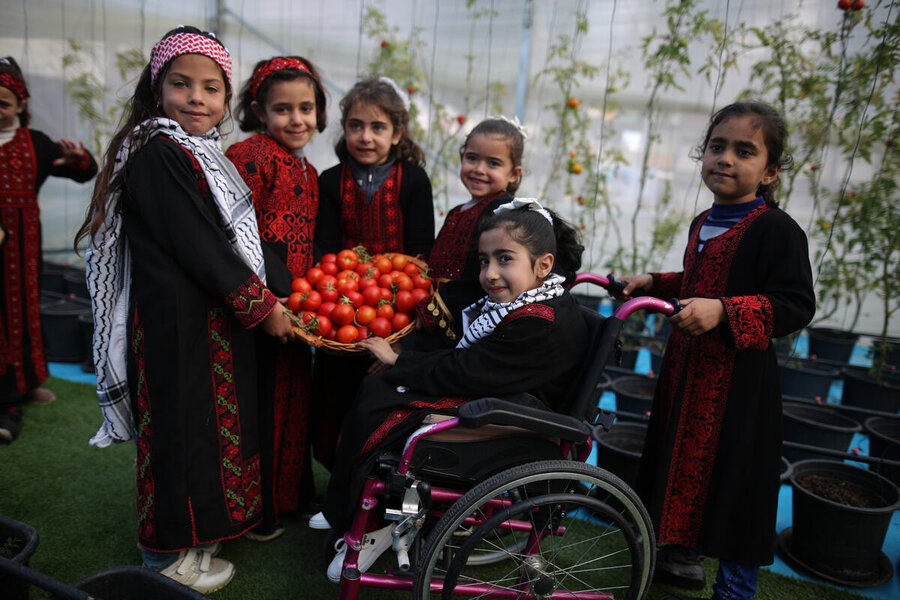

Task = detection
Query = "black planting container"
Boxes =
[782,401,861,463]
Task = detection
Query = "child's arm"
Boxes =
[358,337,399,366]
[401,165,435,258]
[31,131,98,182]
[313,166,342,259]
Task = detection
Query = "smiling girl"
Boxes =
[227,57,328,539]
[77,26,295,592]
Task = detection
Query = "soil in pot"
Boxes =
[807,327,859,364]
[864,416,900,488]
[796,473,888,508]
[611,375,657,421]
[595,422,647,489]
[779,358,839,400]
[782,401,861,463]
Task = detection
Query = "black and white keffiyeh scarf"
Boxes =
[457,274,566,349]
[86,118,265,447]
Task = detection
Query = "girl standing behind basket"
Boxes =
[0,57,97,443]
[77,26,295,593]
[620,101,815,600]
[310,77,434,470]
[226,56,327,541]
[418,116,525,343]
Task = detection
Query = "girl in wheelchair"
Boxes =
[309,198,590,581]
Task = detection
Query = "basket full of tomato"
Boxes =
[286,246,433,353]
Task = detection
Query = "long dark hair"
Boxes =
[476,206,584,286]
[0,56,30,127]
[235,56,327,133]
[692,101,793,205]
[460,118,526,193]
[334,77,424,166]
[75,26,231,250]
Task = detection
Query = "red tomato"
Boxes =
[323,324,337,341]
[376,303,395,320]
[358,276,377,291]
[355,305,376,326]
[313,315,332,337]
[337,269,359,281]
[837,0,852,8]
[331,303,356,326]
[356,326,370,342]
[315,274,336,291]
[321,261,339,276]
[374,256,393,275]
[391,254,408,271]
[320,286,339,304]
[286,292,304,313]
[391,312,410,332]
[412,274,431,290]
[411,288,430,304]
[305,267,324,286]
[336,325,359,344]
[377,274,394,289]
[301,290,322,312]
[362,286,383,307]
[403,262,420,276]
[394,273,414,292]
[380,287,394,302]
[346,291,364,308]
[321,253,338,264]
[369,317,392,338]
[395,290,415,314]
[356,262,377,278]
[337,249,359,272]
[318,301,336,318]
[337,279,358,297]
[291,278,312,295]
[301,311,317,325]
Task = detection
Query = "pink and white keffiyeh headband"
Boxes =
[149,32,232,85]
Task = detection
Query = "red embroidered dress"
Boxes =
[635,203,815,566]
[124,136,275,550]
[428,191,511,280]
[338,161,403,254]
[0,128,96,398]
[226,134,316,513]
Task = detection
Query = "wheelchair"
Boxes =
[331,274,678,600]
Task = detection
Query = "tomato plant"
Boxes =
[291,278,312,295]
[336,325,359,344]
[337,249,359,272]
[369,317,392,338]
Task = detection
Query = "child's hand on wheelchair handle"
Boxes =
[617,274,653,298]
[669,297,725,336]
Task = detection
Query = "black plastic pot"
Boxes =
[782,402,861,463]
[63,268,88,300]
[594,422,647,489]
[611,375,657,421]
[779,456,792,483]
[40,263,69,295]
[864,417,900,488]
[807,327,859,364]
[40,298,91,363]
[603,365,638,381]
[772,335,796,357]
[59,566,212,599]
[0,515,40,600]
[841,366,900,424]
[779,358,840,401]
[781,460,900,586]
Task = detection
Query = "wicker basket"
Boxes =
[292,252,429,354]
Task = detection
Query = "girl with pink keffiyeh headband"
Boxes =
[75,26,296,593]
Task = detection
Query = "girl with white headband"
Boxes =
[76,25,295,592]
[308,201,588,583]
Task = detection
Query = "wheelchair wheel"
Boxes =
[412,460,655,600]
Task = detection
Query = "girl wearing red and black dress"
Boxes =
[0,57,97,443]
[418,116,527,344]
[311,77,434,469]
[227,56,327,541]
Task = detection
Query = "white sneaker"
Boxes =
[308,512,332,530]
[158,548,235,593]
[326,525,394,583]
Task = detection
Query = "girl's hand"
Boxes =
[619,274,653,298]
[53,139,88,167]
[358,337,399,366]
[262,303,296,343]
[669,297,725,336]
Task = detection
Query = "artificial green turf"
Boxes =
[0,377,870,599]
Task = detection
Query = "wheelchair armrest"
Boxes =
[457,397,590,443]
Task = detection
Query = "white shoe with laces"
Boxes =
[308,512,332,530]
[326,525,394,583]
[158,548,235,593]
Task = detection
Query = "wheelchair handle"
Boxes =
[571,272,680,320]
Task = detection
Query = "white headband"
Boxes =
[494,197,553,225]
[488,114,528,140]
[378,76,410,111]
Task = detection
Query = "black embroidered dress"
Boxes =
[123,135,277,551]
[635,204,815,566]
